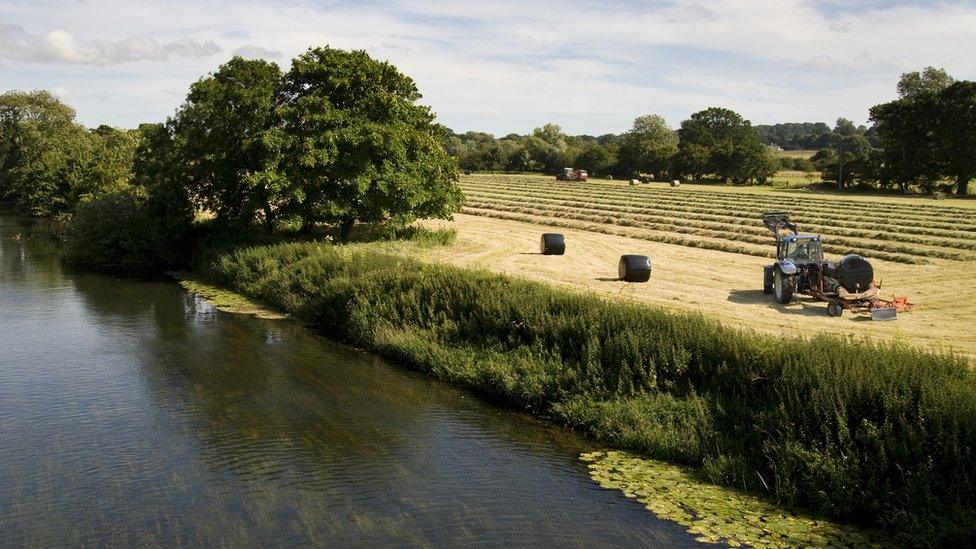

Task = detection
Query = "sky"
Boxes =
[1,0,974,136]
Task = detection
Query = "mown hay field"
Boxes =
[778,149,817,159]
[419,174,976,360]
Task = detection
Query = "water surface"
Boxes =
[0,208,699,547]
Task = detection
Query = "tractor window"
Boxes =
[785,239,821,263]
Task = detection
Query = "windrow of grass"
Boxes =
[463,202,927,264]
[464,189,976,252]
[464,196,973,263]
[463,179,976,235]
[462,177,976,231]
[200,241,976,544]
[467,175,976,220]
[461,207,775,258]
[462,183,976,244]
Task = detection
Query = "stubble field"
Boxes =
[420,174,976,360]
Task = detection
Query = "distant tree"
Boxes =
[812,135,878,189]
[79,125,140,199]
[616,114,678,178]
[277,47,462,237]
[897,67,954,100]
[174,57,285,231]
[0,90,91,214]
[870,97,940,192]
[870,69,952,193]
[791,157,815,172]
[524,124,578,173]
[445,131,508,172]
[833,118,857,137]
[935,81,976,195]
[754,122,831,149]
[675,107,773,183]
[575,143,616,176]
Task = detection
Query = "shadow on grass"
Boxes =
[727,289,828,317]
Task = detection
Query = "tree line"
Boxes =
[755,121,878,151]
[448,67,976,195]
[446,109,779,184]
[0,91,140,216]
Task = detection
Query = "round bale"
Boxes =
[618,254,651,282]
[540,233,566,255]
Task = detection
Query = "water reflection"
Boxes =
[0,207,699,547]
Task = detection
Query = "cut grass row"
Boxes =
[463,183,976,246]
[463,202,928,264]
[463,189,976,256]
[198,240,976,544]
[466,175,976,218]
[463,179,976,234]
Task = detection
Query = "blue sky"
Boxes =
[1,0,974,135]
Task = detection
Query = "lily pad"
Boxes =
[581,450,887,547]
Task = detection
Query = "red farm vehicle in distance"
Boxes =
[556,167,588,182]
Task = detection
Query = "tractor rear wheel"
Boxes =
[773,269,795,304]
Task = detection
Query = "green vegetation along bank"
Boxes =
[198,240,975,545]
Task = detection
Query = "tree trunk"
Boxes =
[262,202,275,234]
[338,218,356,241]
[958,175,971,196]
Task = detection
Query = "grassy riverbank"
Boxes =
[197,241,975,544]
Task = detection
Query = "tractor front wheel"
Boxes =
[827,302,844,317]
[773,269,795,304]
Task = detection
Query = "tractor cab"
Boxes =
[779,235,822,265]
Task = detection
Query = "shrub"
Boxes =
[64,187,194,268]
[63,189,154,266]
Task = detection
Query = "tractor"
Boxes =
[761,212,912,320]
[556,167,588,182]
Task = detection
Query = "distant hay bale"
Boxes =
[671,180,680,187]
[540,233,566,255]
[630,179,639,185]
[618,254,651,282]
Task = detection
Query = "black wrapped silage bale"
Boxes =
[540,233,566,255]
[618,255,651,282]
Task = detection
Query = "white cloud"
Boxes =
[0,23,220,65]
[164,38,220,58]
[231,44,283,60]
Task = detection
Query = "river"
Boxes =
[0,207,700,547]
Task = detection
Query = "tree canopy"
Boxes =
[675,107,776,183]
[617,115,678,178]
[277,47,462,236]
[870,67,974,194]
[175,57,285,231]
[0,91,92,214]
